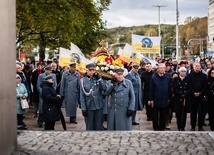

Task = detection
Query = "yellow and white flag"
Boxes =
[132,34,161,54]
[59,47,90,73]
[118,43,132,64]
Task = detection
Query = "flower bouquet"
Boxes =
[94,55,124,79]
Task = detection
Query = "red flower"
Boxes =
[105,57,113,64]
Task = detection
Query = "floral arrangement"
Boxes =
[95,55,124,76]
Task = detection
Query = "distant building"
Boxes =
[208,0,214,53]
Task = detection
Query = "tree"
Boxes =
[16,0,111,61]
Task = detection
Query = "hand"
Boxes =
[150,101,154,107]
[56,94,61,98]
[126,110,134,117]
[21,95,26,99]
[94,72,101,81]
[82,110,87,117]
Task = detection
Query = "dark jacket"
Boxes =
[206,77,214,103]
[141,70,155,99]
[188,71,207,98]
[149,73,171,108]
[173,76,191,113]
[42,81,62,122]
[31,69,43,102]
[52,69,61,94]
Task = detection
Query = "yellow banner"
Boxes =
[132,44,160,54]
[119,51,131,63]
[59,47,89,73]
[132,34,161,54]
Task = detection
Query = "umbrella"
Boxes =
[59,109,67,130]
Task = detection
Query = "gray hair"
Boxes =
[178,67,187,72]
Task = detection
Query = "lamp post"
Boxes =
[176,0,179,60]
[153,5,166,57]
[152,5,166,37]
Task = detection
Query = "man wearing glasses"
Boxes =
[60,63,80,124]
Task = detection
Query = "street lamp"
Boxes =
[152,5,166,37]
[176,0,179,60]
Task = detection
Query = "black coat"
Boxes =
[188,71,207,97]
[173,77,191,113]
[206,78,214,104]
[52,69,61,94]
[42,81,62,122]
[141,70,154,99]
[149,73,171,108]
[31,69,42,102]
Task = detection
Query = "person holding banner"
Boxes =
[60,63,80,124]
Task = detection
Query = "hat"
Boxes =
[114,68,124,74]
[44,65,52,70]
[86,63,96,69]
[132,63,139,67]
[16,62,22,67]
[69,62,76,67]
[44,75,53,80]
[179,61,186,65]
[165,62,172,67]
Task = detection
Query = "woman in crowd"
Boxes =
[173,67,191,131]
[16,74,28,130]
[206,68,214,131]
[42,75,62,130]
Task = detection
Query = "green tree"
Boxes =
[16,0,111,61]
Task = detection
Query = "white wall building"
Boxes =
[208,0,214,53]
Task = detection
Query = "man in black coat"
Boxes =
[188,62,207,131]
[51,62,61,94]
[149,63,171,131]
[31,63,43,117]
[141,62,154,121]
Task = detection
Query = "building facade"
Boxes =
[208,0,214,52]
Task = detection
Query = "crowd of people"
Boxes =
[15,55,214,131]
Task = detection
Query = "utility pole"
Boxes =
[176,0,179,60]
[152,5,166,57]
[152,5,166,37]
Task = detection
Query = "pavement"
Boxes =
[13,105,214,154]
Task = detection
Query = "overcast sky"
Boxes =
[102,0,209,28]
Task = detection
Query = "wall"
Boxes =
[0,0,17,154]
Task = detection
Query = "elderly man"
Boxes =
[188,62,207,131]
[125,63,143,125]
[60,63,80,124]
[105,68,135,130]
[149,63,171,131]
[37,65,57,127]
[80,63,106,130]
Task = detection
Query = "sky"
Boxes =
[102,0,209,28]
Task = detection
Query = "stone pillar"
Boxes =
[0,0,16,154]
